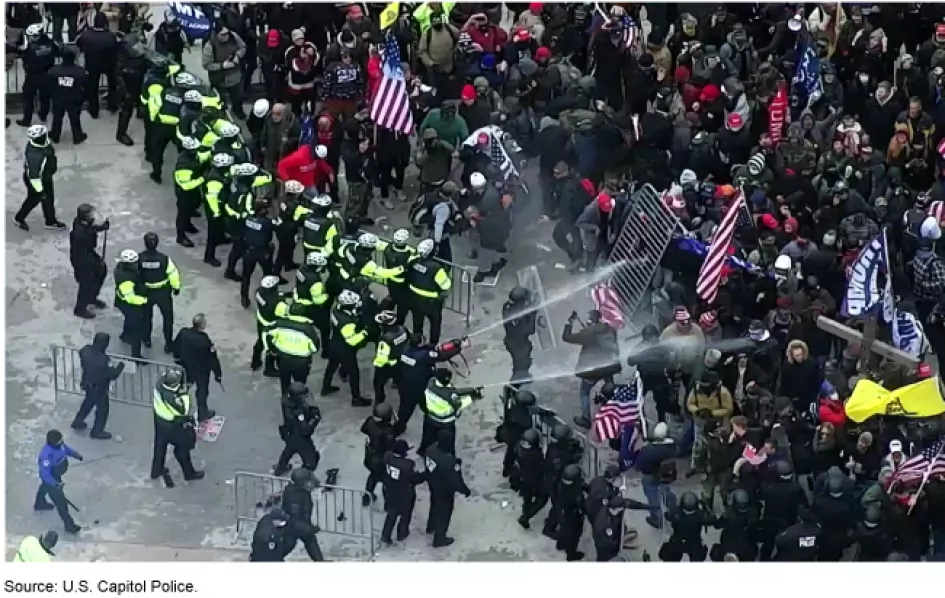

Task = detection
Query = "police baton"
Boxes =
[65,497,80,512]
[100,227,108,260]
[216,377,226,392]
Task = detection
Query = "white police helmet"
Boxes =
[219,122,240,138]
[338,289,360,306]
[393,228,410,244]
[26,124,48,139]
[120,249,139,263]
[314,144,328,159]
[183,89,203,103]
[25,24,44,37]
[252,98,270,118]
[234,163,259,177]
[311,193,332,207]
[358,233,379,249]
[261,275,280,289]
[284,180,305,195]
[174,72,198,87]
[417,239,435,257]
[375,310,397,325]
[212,153,234,168]
[470,172,487,189]
[306,252,328,267]
[181,136,201,151]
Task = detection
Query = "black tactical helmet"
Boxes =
[732,489,750,510]
[373,403,393,421]
[561,464,582,482]
[680,491,699,514]
[287,382,309,400]
[551,423,572,442]
[864,504,882,527]
[508,286,531,303]
[434,367,453,385]
[521,428,540,446]
[641,324,659,342]
[608,496,626,510]
[289,467,314,486]
[76,203,94,221]
[827,475,845,497]
[514,389,536,407]
[775,460,793,479]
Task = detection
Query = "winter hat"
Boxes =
[748,154,766,175]
[268,29,282,48]
[535,46,552,62]
[638,53,654,68]
[481,53,496,69]
[680,169,698,186]
[529,2,544,14]
[726,112,743,131]
[461,84,476,101]
[776,296,792,309]
[347,5,363,19]
[291,28,305,42]
[674,306,691,323]
[760,213,779,230]
[700,84,721,103]
[747,320,766,341]
[518,58,538,77]
[674,66,691,84]
[889,440,903,454]
[750,189,766,206]
[597,192,614,213]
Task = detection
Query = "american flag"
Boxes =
[369,29,414,135]
[696,189,746,305]
[890,438,945,487]
[590,282,625,329]
[592,378,642,442]
[735,196,754,229]
[618,13,639,52]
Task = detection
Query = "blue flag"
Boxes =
[841,232,888,318]
[675,237,771,278]
[792,38,823,106]
[167,1,212,39]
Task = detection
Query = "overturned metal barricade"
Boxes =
[516,265,556,351]
[532,409,601,479]
[51,345,185,408]
[234,471,377,559]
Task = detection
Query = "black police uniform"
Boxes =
[659,497,712,562]
[383,243,415,323]
[150,383,200,483]
[114,262,147,358]
[16,133,59,228]
[280,479,325,561]
[534,430,583,536]
[758,473,809,561]
[149,83,186,178]
[47,56,88,143]
[515,431,545,528]
[812,491,856,561]
[69,211,108,315]
[374,322,409,403]
[497,387,534,479]
[72,332,125,437]
[249,511,295,561]
[425,442,472,547]
[393,340,463,437]
[502,297,537,384]
[585,473,620,524]
[294,263,331,354]
[405,256,449,344]
[19,33,59,124]
[273,389,322,475]
[774,516,822,561]
[361,411,395,504]
[273,199,304,277]
[710,502,760,562]
[139,248,177,350]
[252,285,287,375]
[592,504,624,562]
[554,467,587,561]
[381,449,428,544]
[115,35,147,144]
[74,15,118,117]
[240,214,275,304]
[172,326,223,422]
[849,513,894,561]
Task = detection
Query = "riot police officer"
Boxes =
[361,403,395,506]
[383,229,416,322]
[554,464,587,561]
[203,153,235,266]
[173,136,205,248]
[69,203,109,319]
[659,492,711,562]
[497,386,536,480]
[150,370,203,488]
[515,428,545,529]
[592,496,626,562]
[240,200,276,308]
[273,382,321,476]
[114,33,148,146]
[149,71,198,183]
[176,89,205,145]
[405,239,451,344]
[372,310,409,404]
[813,474,856,561]
[394,334,466,437]
[425,430,472,548]
[850,504,893,561]
[47,48,87,145]
[249,508,295,562]
[75,12,118,119]
[139,232,181,353]
[280,468,325,561]
[273,180,309,279]
[322,290,372,407]
[294,251,331,355]
[710,489,759,562]
[15,124,65,231]
[758,460,809,561]
[419,368,483,456]
[381,439,427,545]
[114,249,148,358]
[266,301,318,395]
[521,423,580,532]
[300,190,342,259]
[586,464,622,524]
[251,275,288,376]
[502,286,537,385]
[17,23,60,127]
[773,508,822,561]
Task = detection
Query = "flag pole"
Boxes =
[907,440,945,515]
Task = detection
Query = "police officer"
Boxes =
[394,334,466,437]
[139,233,181,354]
[266,302,319,396]
[758,460,809,561]
[273,180,309,279]
[850,504,893,561]
[172,314,223,422]
[381,439,427,545]
[13,531,58,562]
[515,428,545,529]
[294,251,331,355]
[203,152,235,266]
[322,290,372,407]
[72,332,125,440]
[592,496,626,562]
[46,48,87,145]
[710,489,759,562]
[75,12,118,118]
[332,233,406,294]
[372,310,409,404]
[300,190,343,260]
[174,136,206,247]
[502,286,537,384]
[280,468,325,561]
[213,121,252,163]
[273,382,322,476]
[148,70,197,183]
[17,23,59,127]
[405,239,451,344]
[176,89,205,145]
[586,464,622,524]
[251,275,289,375]
[659,492,711,562]
[69,203,109,319]
[521,423,572,531]
[425,430,472,548]
[773,508,822,561]
[141,58,181,158]
[222,162,258,284]
[249,508,295,562]
[114,33,148,146]
[150,370,204,488]
[420,368,483,456]
[114,249,149,358]
[15,124,65,231]
[383,229,416,322]
[812,474,856,561]
[497,386,536,480]
[554,464,587,561]
[240,199,277,306]
[35,429,83,534]
[361,403,395,506]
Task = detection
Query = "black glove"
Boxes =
[214,373,222,383]
[74,453,84,462]
[173,288,181,297]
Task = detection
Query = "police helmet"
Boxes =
[309,192,332,207]
[731,489,750,511]
[521,428,540,447]
[358,233,379,249]
[174,71,198,87]
[314,144,328,159]
[287,381,309,400]
[260,275,280,289]
[680,491,700,514]
[514,388,537,407]
[774,459,793,480]
[337,289,361,307]
[212,153,234,168]
[180,136,201,151]
[434,367,453,385]
[25,23,44,37]
[641,324,660,342]
[76,203,94,221]
[863,504,882,527]
[39,531,58,552]
[469,172,487,189]
[374,310,397,325]
[183,89,203,104]
[233,163,258,177]
[392,228,410,245]
[561,464,582,483]
[119,249,139,263]
[253,98,270,118]
[26,124,48,139]
[305,251,328,268]
[827,475,845,497]
[289,467,315,487]
[268,507,288,522]
[373,402,393,422]
[417,239,435,257]
[284,180,305,195]
[551,423,572,442]
[161,369,183,388]
[608,496,626,512]
[508,286,531,303]
[219,122,240,138]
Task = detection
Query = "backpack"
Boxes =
[552,57,581,95]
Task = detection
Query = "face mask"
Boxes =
[858,74,869,85]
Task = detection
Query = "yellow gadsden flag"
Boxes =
[845,378,945,423]
[380,2,400,30]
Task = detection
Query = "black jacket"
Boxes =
[173,327,223,379]
[76,16,118,71]
[47,63,88,105]
[78,333,125,392]
[69,218,103,270]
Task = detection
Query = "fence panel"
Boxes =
[532,408,601,479]
[52,345,185,408]
[234,471,376,558]
[516,265,556,350]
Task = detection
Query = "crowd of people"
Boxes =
[7,1,945,562]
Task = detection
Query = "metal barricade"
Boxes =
[51,345,185,408]
[608,184,683,323]
[516,265,556,350]
[234,471,376,559]
[532,408,601,479]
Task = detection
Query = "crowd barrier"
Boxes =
[233,471,377,559]
[532,407,601,479]
[52,344,185,408]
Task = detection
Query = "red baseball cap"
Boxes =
[462,85,477,101]
[726,113,743,130]
[597,192,614,213]
[760,213,779,229]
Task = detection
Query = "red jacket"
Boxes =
[277,144,334,190]
[818,397,847,428]
[367,54,382,103]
